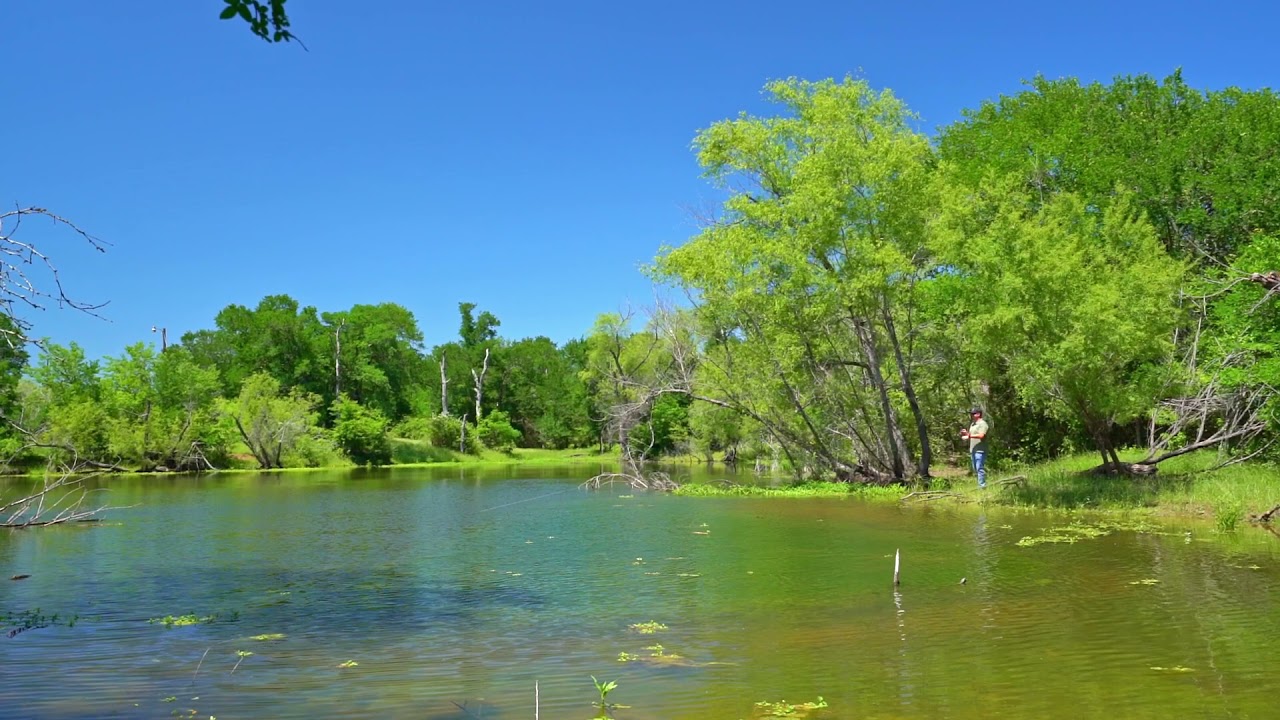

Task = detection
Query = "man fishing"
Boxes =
[960,408,989,489]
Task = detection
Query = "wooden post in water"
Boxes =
[893,548,900,586]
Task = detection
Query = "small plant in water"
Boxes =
[754,696,828,717]
[616,652,639,662]
[149,614,216,627]
[249,633,286,641]
[590,676,628,719]
[230,650,253,674]
[338,660,359,668]
[1214,500,1244,532]
[628,621,667,634]
[3,609,79,638]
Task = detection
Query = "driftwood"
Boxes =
[900,490,969,503]
[1250,504,1280,524]
[1087,462,1158,477]
[582,470,679,492]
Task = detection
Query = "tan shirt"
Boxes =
[969,418,989,453]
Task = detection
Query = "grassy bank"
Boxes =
[672,450,1279,525]
[388,440,613,468]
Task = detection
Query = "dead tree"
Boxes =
[1137,284,1275,474]
[1,449,122,528]
[471,347,489,422]
[0,206,108,345]
[439,355,449,416]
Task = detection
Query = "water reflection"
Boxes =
[2,467,1279,719]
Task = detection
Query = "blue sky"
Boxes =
[3,0,1277,358]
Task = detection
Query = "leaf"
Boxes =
[219,7,238,20]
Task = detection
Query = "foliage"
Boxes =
[148,614,217,627]
[754,697,828,718]
[590,676,621,719]
[218,0,295,44]
[476,410,520,453]
[655,76,937,482]
[220,372,323,469]
[331,395,392,466]
[931,181,1185,465]
[393,414,480,454]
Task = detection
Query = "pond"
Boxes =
[2,465,1279,719]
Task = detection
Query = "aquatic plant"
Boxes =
[1015,519,1157,547]
[2,609,78,638]
[338,660,359,668]
[628,621,667,634]
[149,614,217,627]
[1214,499,1244,532]
[754,696,828,717]
[249,633,285,641]
[590,676,628,719]
[231,650,253,674]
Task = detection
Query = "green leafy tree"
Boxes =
[931,179,1185,470]
[938,71,1280,266]
[182,295,330,401]
[221,372,323,469]
[476,410,521,453]
[331,395,392,465]
[492,336,593,448]
[325,303,428,422]
[655,77,936,481]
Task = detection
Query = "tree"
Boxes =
[930,179,1185,471]
[938,71,1280,267]
[491,336,593,448]
[476,410,521,453]
[321,303,428,421]
[655,77,936,482]
[182,295,330,401]
[331,395,392,465]
[222,372,322,469]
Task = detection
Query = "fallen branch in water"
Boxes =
[1251,504,1280,524]
[582,470,679,492]
[900,490,968,502]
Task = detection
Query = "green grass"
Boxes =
[388,440,611,467]
[672,449,1277,524]
[674,480,903,501]
[954,449,1279,522]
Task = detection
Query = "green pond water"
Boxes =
[2,465,1279,719]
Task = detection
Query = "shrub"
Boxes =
[332,396,392,466]
[477,410,521,452]
[393,414,480,453]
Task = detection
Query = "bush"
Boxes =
[393,414,480,453]
[477,411,521,453]
[332,396,392,466]
[284,431,347,468]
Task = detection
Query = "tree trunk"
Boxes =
[439,356,449,416]
[334,319,345,398]
[471,347,490,423]
[881,300,931,478]
[853,316,913,480]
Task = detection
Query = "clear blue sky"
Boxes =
[4,0,1277,358]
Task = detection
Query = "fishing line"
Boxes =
[478,486,578,513]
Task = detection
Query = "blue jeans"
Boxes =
[971,450,987,488]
